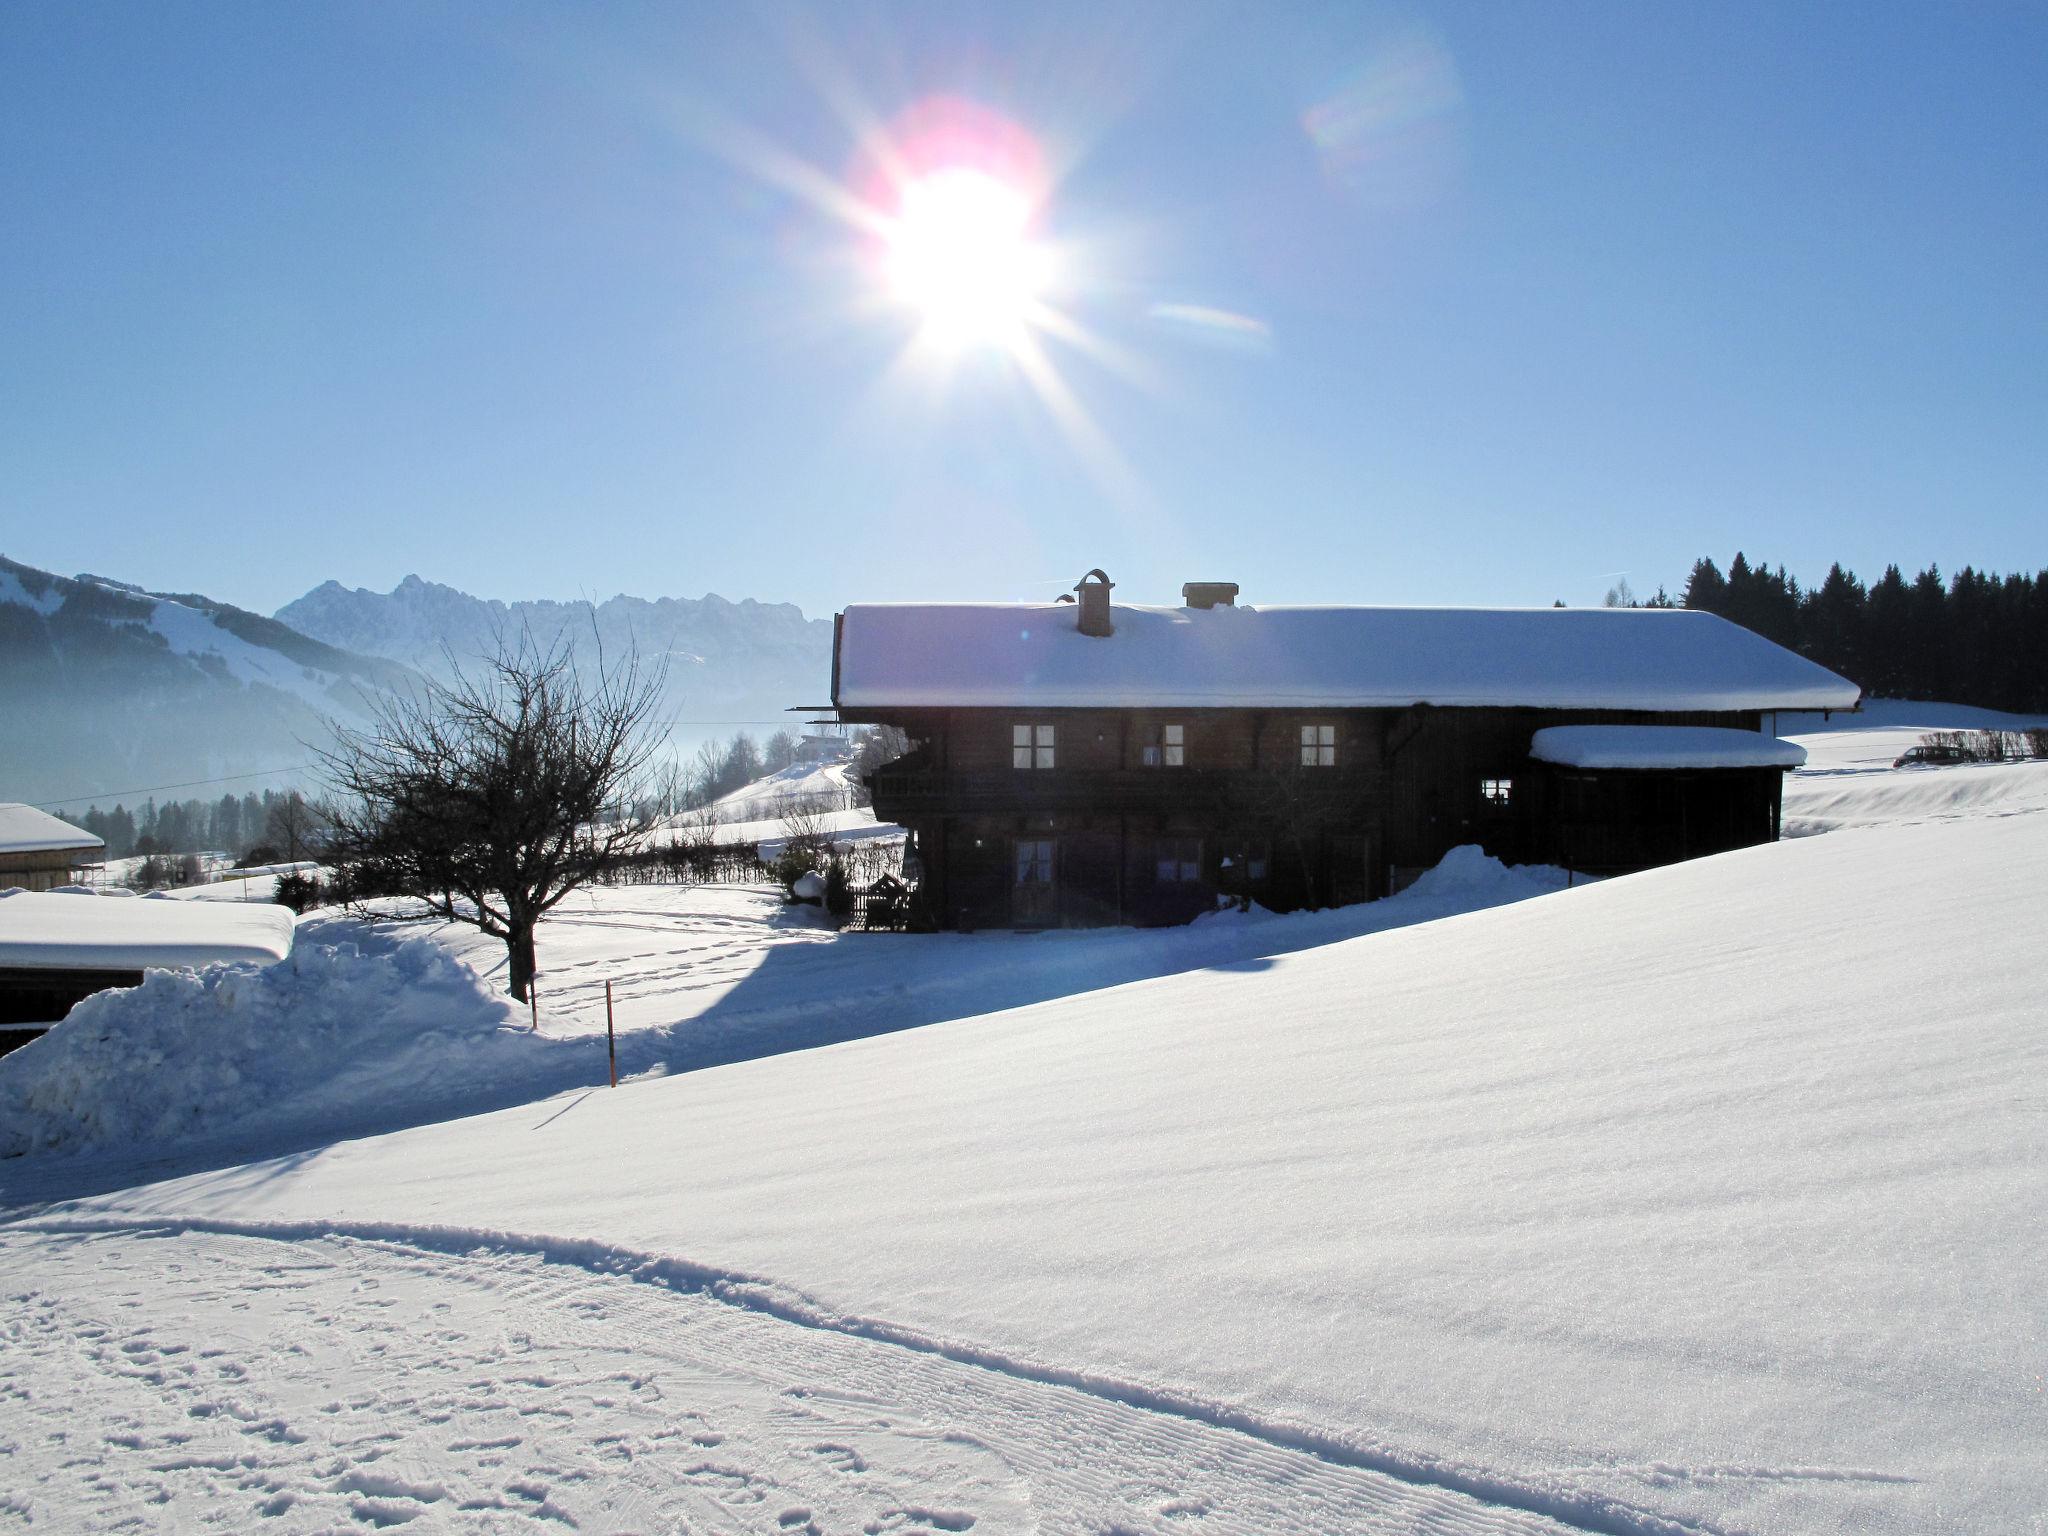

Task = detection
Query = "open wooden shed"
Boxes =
[0,804,106,892]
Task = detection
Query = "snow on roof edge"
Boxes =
[1531,725,1809,771]
[0,804,105,856]
[833,602,1864,714]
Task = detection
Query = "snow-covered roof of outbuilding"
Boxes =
[0,804,104,856]
[0,889,294,971]
[1530,725,1809,771]
[834,603,1863,713]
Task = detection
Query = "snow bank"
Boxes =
[0,937,546,1160]
[1530,723,1806,769]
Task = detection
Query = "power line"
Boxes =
[31,764,321,811]
[26,722,838,810]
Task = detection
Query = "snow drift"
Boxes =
[62,813,2046,1536]
[0,937,545,1160]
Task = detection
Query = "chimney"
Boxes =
[1074,568,1115,637]
[1182,581,1239,610]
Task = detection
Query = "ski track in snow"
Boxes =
[1,1222,1613,1536]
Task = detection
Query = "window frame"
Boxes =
[1300,722,1337,768]
[1011,721,1056,770]
[1014,837,1056,886]
[1480,776,1514,810]
[1153,835,1203,885]
[1140,721,1186,768]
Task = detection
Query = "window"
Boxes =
[1219,841,1268,884]
[1481,777,1514,809]
[1012,722,1055,770]
[1141,722,1185,767]
[1015,838,1055,885]
[1300,723,1336,767]
[1154,836,1202,884]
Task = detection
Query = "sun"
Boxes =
[882,167,1052,349]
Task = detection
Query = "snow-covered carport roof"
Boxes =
[833,603,1863,713]
[0,804,104,856]
[0,890,294,972]
[1530,725,1809,771]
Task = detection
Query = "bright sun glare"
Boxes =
[883,167,1052,348]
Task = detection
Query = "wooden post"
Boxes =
[606,979,617,1088]
[529,986,537,1032]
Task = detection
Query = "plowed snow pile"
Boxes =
[0,938,551,1159]
[46,813,2047,1536]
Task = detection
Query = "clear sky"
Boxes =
[2,2,2042,620]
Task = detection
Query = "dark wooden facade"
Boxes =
[854,704,1788,930]
[0,965,143,1058]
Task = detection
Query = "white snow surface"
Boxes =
[0,802,102,856]
[0,849,1567,1170]
[835,601,1863,711]
[655,759,903,853]
[4,720,2042,1535]
[707,760,864,820]
[0,887,293,970]
[1530,724,1807,769]
[6,804,2041,1533]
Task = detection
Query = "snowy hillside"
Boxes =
[664,758,902,852]
[0,555,419,802]
[276,574,833,755]
[4,729,2041,1534]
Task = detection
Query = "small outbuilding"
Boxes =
[0,804,106,892]
[0,889,296,1057]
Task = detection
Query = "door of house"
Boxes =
[1013,837,1058,928]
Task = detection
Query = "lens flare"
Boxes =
[859,97,1057,353]
[885,167,1053,346]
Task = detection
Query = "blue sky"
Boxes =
[2,2,2041,620]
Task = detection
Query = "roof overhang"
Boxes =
[1530,725,1809,771]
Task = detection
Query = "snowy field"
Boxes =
[2,722,2043,1534]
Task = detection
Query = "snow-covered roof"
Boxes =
[0,889,294,971]
[0,804,104,856]
[834,603,1862,713]
[1530,725,1809,771]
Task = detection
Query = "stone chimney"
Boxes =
[1182,581,1240,609]
[1075,568,1115,637]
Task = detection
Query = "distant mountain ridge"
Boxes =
[275,575,834,750]
[0,555,425,806]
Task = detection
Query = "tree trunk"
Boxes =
[507,922,538,1003]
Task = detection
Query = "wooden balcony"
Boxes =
[867,760,1382,820]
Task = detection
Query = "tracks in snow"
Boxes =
[3,1217,1719,1536]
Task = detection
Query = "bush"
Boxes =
[272,870,327,914]
[2027,728,2048,761]
[767,843,824,898]
[823,857,852,921]
[235,844,283,869]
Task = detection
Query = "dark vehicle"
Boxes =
[1893,744,1976,768]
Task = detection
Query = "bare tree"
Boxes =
[319,634,664,1002]
[264,790,327,863]
[763,728,802,773]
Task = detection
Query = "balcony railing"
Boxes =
[867,762,1382,818]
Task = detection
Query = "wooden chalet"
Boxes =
[0,803,105,892]
[828,571,1861,930]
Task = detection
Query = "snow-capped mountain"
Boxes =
[0,555,421,805]
[276,574,834,751]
